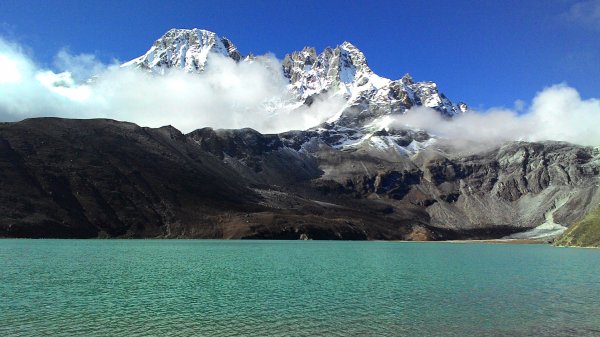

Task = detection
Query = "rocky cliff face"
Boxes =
[270,131,600,238]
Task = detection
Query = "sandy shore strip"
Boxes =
[387,239,547,244]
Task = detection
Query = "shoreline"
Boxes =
[1,237,597,248]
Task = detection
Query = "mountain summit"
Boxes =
[123,28,467,132]
[282,41,465,122]
[122,28,241,73]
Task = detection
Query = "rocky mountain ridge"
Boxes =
[191,125,600,237]
[1,118,598,240]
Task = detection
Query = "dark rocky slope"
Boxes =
[1,118,598,240]
[0,118,432,239]
[0,118,262,238]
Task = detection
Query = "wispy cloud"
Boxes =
[53,49,115,82]
[564,0,600,30]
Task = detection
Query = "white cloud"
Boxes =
[391,84,600,147]
[35,71,92,102]
[0,38,85,119]
[0,54,22,83]
[0,37,345,133]
[528,84,600,145]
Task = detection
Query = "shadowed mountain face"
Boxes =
[0,118,431,239]
[0,118,265,238]
[1,118,598,240]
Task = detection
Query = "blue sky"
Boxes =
[0,0,597,109]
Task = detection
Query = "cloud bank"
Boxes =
[391,84,600,147]
[0,37,344,133]
[0,37,599,146]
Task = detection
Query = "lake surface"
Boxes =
[1,240,599,336]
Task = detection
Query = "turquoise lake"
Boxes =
[1,240,599,336]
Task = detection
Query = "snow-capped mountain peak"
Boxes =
[281,41,376,100]
[122,28,467,152]
[122,28,241,73]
